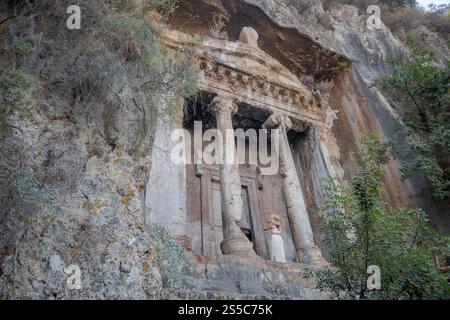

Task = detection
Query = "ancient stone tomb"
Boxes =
[146,26,339,266]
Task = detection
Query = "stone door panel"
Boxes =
[186,163,297,262]
[206,180,224,257]
[257,174,298,262]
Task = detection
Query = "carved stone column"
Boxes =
[209,96,255,256]
[264,113,326,265]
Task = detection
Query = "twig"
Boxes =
[0,16,15,26]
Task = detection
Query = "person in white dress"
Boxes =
[264,215,286,263]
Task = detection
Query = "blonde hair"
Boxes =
[264,214,282,230]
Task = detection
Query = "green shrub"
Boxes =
[313,135,450,300]
[100,11,198,153]
[381,42,450,199]
[143,0,179,21]
[149,223,193,287]
[0,68,32,135]
[102,13,160,62]
[13,39,34,60]
[14,169,57,209]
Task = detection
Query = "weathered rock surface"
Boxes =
[0,122,161,299]
[162,255,330,300]
[0,0,448,300]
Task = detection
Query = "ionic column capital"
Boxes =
[209,96,238,116]
[262,113,292,131]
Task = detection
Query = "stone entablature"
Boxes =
[161,28,329,127]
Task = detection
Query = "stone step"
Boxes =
[165,255,330,299]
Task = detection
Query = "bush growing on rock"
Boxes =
[312,135,450,300]
[382,41,450,200]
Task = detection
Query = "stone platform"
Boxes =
[162,255,331,300]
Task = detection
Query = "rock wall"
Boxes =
[0,2,165,299]
[0,0,448,300]
[0,86,163,299]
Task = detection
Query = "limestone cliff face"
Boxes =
[0,0,448,300]
[241,0,450,229]
[0,2,166,299]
